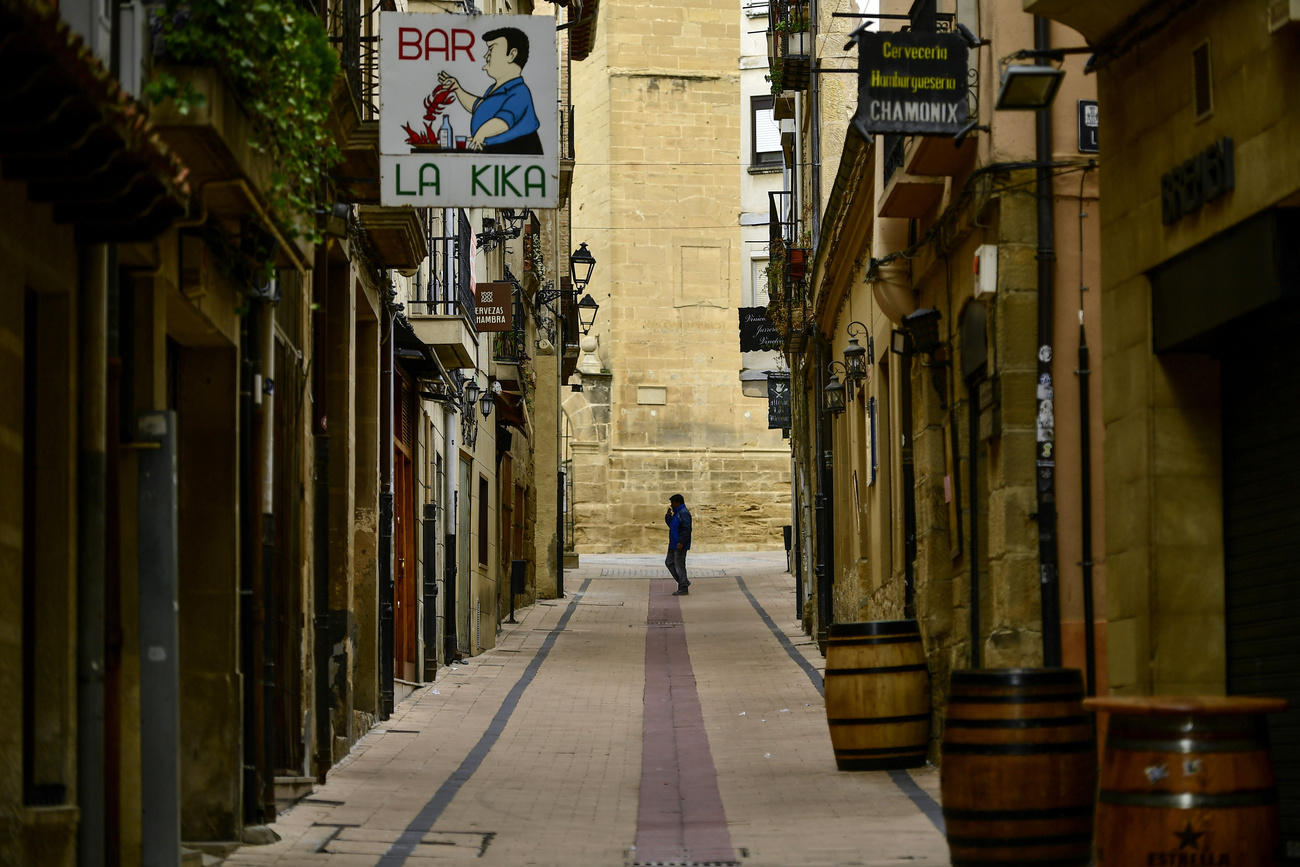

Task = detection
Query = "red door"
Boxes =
[394,372,417,681]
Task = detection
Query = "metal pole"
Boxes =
[380,300,395,719]
[137,411,180,867]
[258,299,278,821]
[311,248,333,783]
[1077,322,1096,695]
[77,244,108,867]
[1034,15,1062,669]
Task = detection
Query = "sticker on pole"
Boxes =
[380,13,558,208]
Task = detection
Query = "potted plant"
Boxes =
[777,3,811,57]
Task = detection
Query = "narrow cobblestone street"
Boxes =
[225,553,950,866]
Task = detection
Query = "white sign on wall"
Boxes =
[379,13,558,208]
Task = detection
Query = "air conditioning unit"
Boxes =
[1268,0,1300,32]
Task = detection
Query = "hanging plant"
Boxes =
[766,237,787,302]
[146,0,341,242]
[768,56,784,95]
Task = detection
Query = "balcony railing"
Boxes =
[327,0,381,121]
[769,189,798,248]
[408,207,477,328]
[767,0,811,90]
[883,135,905,187]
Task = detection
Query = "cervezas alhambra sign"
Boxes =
[379,13,558,208]
[853,30,969,138]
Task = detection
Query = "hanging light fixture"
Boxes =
[843,320,870,390]
[825,362,848,414]
[461,376,481,412]
[577,293,600,335]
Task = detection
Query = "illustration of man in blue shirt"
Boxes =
[437,27,542,155]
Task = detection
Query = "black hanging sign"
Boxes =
[767,373,791,430]
[739,306,783,352]
[853,31,969,138]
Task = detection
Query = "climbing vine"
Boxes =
[146,0,340,241]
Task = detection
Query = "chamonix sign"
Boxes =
[853,31,969,137]
[379,13,558,208]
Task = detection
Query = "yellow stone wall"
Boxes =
[1093,5,1300,695]
[569,0,792,553]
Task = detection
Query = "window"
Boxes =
[751,96,782,168]
[751,257,771,307]
[1192,41,1213,120]
[478,475,489,567]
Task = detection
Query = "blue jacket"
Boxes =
[665,504,692,550]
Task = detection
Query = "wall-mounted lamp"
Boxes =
[843,321,871,390]
[898,308,949,409]
[480,380,502,418]
[536,243,601,337]
[825,361,848,415]
[569,242,596,291]
[577,293,600,336]
[995,63,1065,110]
[477,208,532,250]
[903,308,943,354]
[994,46,1090,111]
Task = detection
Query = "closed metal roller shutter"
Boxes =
[1224,304,1300,862]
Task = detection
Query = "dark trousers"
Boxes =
[665,546,689,590]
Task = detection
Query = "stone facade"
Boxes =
[567,0,792,554]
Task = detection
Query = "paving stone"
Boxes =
[223,553,951,866]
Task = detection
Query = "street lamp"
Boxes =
[537,244,601,336]
[569,242,596,291]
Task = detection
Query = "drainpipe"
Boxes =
[258,294,277,821]
[77,244,109,867]
[379,291,395,719]
[444,402,459,665]
[1033,15,1062,668]
[311,248,333,783]
[240,294,269,824]
[1077,317,1096,695]
[808,0,820,244]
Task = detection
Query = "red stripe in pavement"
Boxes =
[635,583,737,865]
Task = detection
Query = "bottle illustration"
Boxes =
[439,115,453,150]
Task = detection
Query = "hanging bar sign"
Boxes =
[853,31,969,138]
[379,13,558,208]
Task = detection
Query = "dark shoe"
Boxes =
[672,588,689,596]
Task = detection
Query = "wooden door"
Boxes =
[394,372,417,681]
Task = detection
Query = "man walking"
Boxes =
[664,494,692,596]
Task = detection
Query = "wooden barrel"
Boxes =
[824,620,930,771]
[1086,696,1285,865]
[941,668,1096,866]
